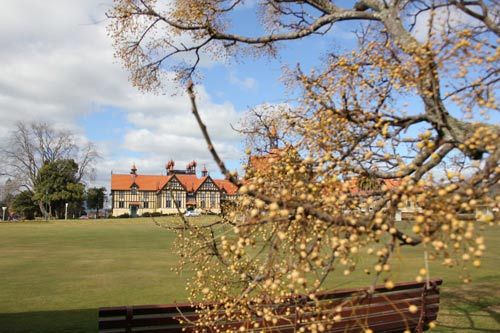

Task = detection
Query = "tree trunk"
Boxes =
[38,200,48,219]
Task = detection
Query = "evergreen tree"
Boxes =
[11,191,40,220]
[86,187,106,218]
[33,159,85,219]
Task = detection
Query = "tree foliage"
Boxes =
[10,190,40,220]
[86,187,107,217]
[109,1,499,331]
[33,159,85,219]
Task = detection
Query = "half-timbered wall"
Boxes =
[196,178,220,210]
[158,190,186,209]
[139,191,156,209]
[157,177,186,211]
[112,190,157,209]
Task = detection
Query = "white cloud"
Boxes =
[0,0,245,189]
[411,5,482,42]
[228,71,257,90]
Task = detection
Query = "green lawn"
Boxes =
[0,218,498,332]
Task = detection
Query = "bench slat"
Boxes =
[99,304,195,317]
[99,279,442,333]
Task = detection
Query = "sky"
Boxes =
[0,1,495,191]
[0,0,358,190]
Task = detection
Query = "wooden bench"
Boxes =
[99,279,442,333]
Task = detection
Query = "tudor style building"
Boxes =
[110,161,238,217]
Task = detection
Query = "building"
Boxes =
[110,161,238,217]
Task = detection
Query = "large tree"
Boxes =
[0,121,98,215]
[109,1,499,331]
[33,159,85,219]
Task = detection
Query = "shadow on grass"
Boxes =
[435,281,500,332]
[0,308,96,333]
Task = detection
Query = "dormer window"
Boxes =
[131,185,138,195]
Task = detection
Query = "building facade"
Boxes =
[110,161,238,217]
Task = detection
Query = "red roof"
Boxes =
[383,179,402,189]
[248,148,283,174]
[110,174,168,191]
[214,179,238,195]
[111,172,236,194]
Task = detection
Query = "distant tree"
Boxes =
[0,179,14,217]
[33,159,85,219]
[236,104,291,155]
[0,121,98,216]
[86,187,107,218]
[10,191,40,220]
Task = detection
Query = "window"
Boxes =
[119,191,124,199]
[200,192,206,208]
[131,186,137,195]
[173,191,183,208]
[118,201,124,208]
[143,192,149,200]
[210,192,216,208]
[166,192,172,208]
[143,201,149,209]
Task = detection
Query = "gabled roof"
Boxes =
[175,174,204,192]
[111,174,167,191]
[156,174,182,192]
[214,179,238,195]
[193,176,220,192]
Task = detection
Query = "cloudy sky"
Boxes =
[0,0,358,189]
[2,1,486,190]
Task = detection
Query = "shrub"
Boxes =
[142,212,162,217]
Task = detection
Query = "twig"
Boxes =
[187,81,241,187]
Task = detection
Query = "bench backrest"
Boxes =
[99,278,442,333]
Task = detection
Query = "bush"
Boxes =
[117,213,130,218]
[142,212,162,217]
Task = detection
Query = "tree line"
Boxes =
[0,121,105,220]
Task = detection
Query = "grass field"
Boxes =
[0,217,498,333]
